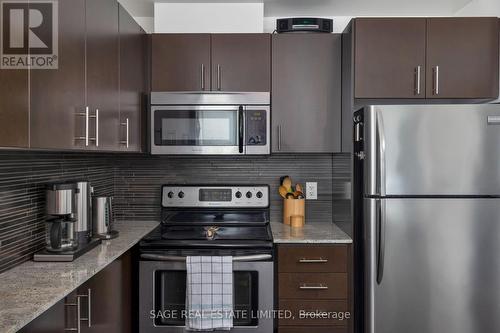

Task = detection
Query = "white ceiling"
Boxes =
[119,0,473,18]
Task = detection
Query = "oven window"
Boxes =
[154,270,259,326]
[154,110,238,146]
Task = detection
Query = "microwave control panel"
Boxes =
[245,110,267,145]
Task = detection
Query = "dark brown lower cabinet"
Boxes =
[277,244,352,333]
[19,251,132,333]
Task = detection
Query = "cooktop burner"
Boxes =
[162,211,269,225]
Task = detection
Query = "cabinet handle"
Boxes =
[277,125,282,151]
[415,66,421,95]
[88,109,99,146]
[64,296,81,332]
[201,64,205,90]
[120,118,129,148]
[433,66,439,95]
[298,258,328,263]
[77,288,92,327]
[217,64,221,91]
[74,107,90,147]
[299,283,329,290]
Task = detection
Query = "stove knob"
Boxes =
[178,191,185,198]
[246,191,252,199]
[167,191,174,199]
[235,191,242,198]
[256,191,263,199]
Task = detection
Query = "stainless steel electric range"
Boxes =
[139,185,274,333]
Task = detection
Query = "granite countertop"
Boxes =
[0,220,159,333]
[271,222,352,244]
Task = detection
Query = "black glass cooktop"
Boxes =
[161,210,269,225]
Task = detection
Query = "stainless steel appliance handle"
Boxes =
[238,105,244,154]
[415,66,421,95]
[140,254,272,262]
[120,118,129,148]
[201,64,205,90]
[77,288,92,327]
[376,200,386,285]
[217,64,221,91]
[298,258,328,263]
[376,112,386,196]
[277,125,282,151]
[299,283,328,290]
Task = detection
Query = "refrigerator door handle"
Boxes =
[376,112,386,196]
[376,199,386,284]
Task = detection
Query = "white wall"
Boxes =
[154,3,264,33]
[454,0,500,15]
[134,16,154,33]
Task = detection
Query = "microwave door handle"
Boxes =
[238,106,244,154]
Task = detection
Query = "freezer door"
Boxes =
[363,105,500,196]
[364,198,500,333]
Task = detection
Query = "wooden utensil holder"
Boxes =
[283,198,305,225]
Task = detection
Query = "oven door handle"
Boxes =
[140,253,272,262]
[238,105,244,154]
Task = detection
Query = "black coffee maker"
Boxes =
[45,183,78,252]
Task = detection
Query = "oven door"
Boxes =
[151,106,244,155]
[139,254,274,333]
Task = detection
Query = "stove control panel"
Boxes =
[162,185,269,208]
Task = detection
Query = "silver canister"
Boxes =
[92,196,119,239]
[46,183,77,217]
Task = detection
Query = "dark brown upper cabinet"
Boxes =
[351,17,499,100]
[272,34,342,153]
[353,18,427,99]
[151,34,211,91]
[151,33,271,92]
[0,68,29,148]
[86,0,120,151]
[426,17,499,99]
[30,0,86,150]
[211,34,270,92]
[119,4,146,152]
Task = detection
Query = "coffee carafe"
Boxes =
[45,183,78,252]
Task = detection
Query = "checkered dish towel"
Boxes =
[186,256,233,331]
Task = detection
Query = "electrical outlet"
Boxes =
[306,182,318,200]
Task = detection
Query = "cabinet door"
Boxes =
[30,0,86,150]
[272,34,341,153]
[354,18,427,99]
[18,291,78,333]
[80,251,132,333]
[0,69,29,148]
[119,4,145,152]
[211,34,271,92]
[151,34,210,91]
[426,17,499,99]
[86,0,120,151]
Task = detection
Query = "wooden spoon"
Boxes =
[282,176,292,192]
[278,186,288,199]
[296,183,303,193]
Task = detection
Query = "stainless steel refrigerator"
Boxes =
[353,105,500,333]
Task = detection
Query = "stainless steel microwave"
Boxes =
[149,92,270,155]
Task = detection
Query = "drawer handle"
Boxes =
[299,283,328,290]
[298,258,328,263]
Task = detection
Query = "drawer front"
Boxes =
[279,273,348,299]
[279,300,350,326]
[278,245,348,273]
[279,327,348,333]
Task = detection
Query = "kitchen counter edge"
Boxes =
[270,221,352,244]
[0,220,159,333]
